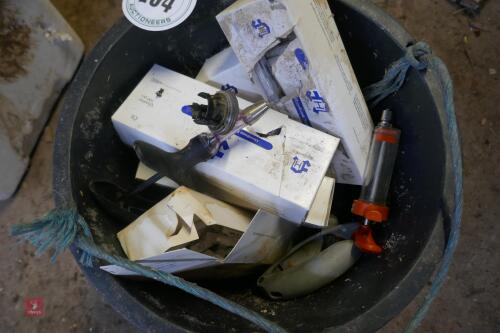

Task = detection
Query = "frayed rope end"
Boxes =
[10,209,94,267]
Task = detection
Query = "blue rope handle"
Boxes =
[402,46,463,332]
[11,210,286,333]
[11,41,461,332]
[366,41,462,331]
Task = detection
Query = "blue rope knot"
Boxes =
[405,41,431,70]
[363,41,431,107]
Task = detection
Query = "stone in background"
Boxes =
[0,0,83,200]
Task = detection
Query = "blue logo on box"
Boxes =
[306,90,328,114]
[252,19,271,38]
[221,84,238,94]
[292,97,311,126]
[290,156,311,174]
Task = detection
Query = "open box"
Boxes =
[101,187,298,276]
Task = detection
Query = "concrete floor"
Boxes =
[1,0,499,332]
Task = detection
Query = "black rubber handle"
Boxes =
[133,134,216,188]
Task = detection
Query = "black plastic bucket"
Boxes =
[54,0,458,331]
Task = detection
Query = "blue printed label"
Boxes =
[294,48,309,70]
[290,156,311,174]
[221,84,238,94]
[306,90,328,114]
[235,130,273,150]
[292,97,311,126]
[214,141,230,158]
[251,19,271,38]
[181,105,193,116]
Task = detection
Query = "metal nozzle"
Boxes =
[381,109,392,122]
[241,100,270,126]
[379,109,393,127]
[187,90,270,146]
[210,100,270,144]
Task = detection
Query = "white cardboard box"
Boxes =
[100,187,298,275]
[216,0,373,185]
[112,64,339,223]
[136,162,335,228]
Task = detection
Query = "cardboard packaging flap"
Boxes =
[101,200,298,275]
[117,186,253,261]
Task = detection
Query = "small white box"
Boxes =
[112,65,339,223]
[216,0,374,185]
[100,187,298,275]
